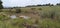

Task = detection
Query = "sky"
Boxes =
[1,0,60,7]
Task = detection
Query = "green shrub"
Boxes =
[0,9,2,12]
[15,8,21,13]
[38,8,42,10]
[31,8,36,10]
[0,14,10,21]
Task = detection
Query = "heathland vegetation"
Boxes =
[0,0,60,28]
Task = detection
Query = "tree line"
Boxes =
[0,0,60,9]
[26,3,60,7]
[0,0,3,9]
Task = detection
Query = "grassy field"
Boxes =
[0,5,60,28]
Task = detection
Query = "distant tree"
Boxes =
[37,4,42,6]
[0,0,3,12]
[26,5,36,7]
[45,3,50,6]
[56,3,60,5]
[51,4,54,6]
[0,0,3,9]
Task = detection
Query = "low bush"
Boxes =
[38,8,42,10]
[15,8,21,13]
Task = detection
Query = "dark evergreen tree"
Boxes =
[0,0,3,9]
[56,3,60,5]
